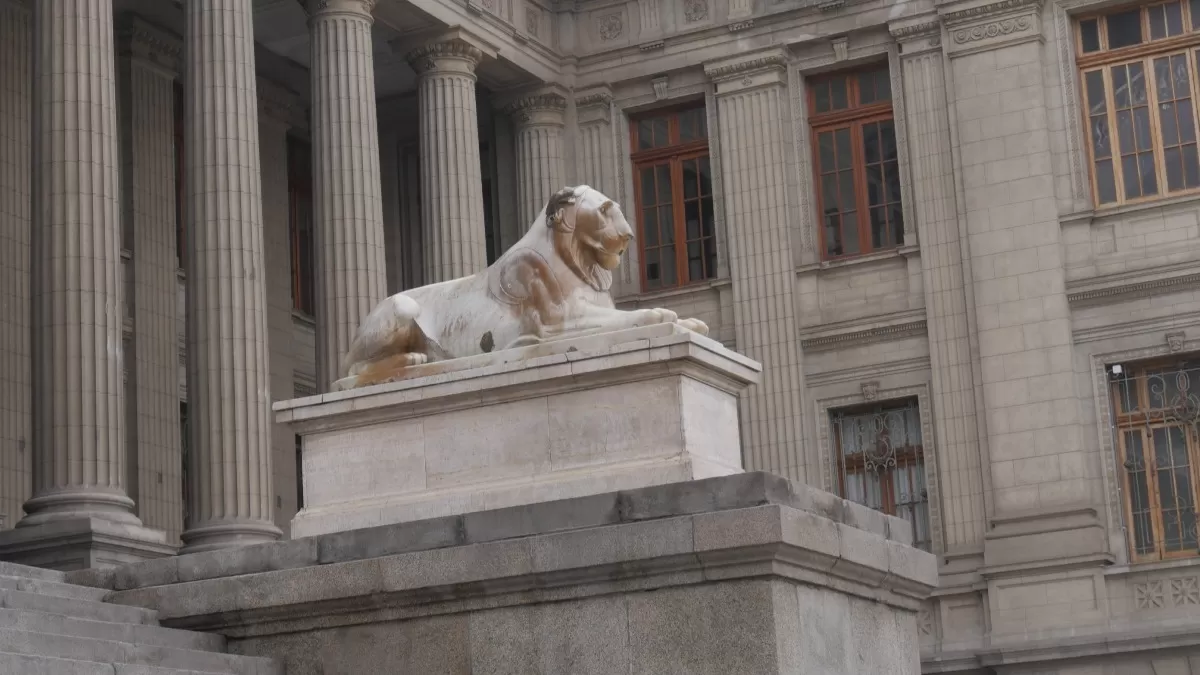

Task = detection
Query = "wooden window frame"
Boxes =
[830,399,931,551]
[807,64,903,261]
[1076,0,1200,207]
[629,103,716,291]
[1111,359,1200,563]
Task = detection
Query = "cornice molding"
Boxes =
[941,0,1041,26]
[406,39,485,73]
[889,19,941,41]
[117,16,182,75]
[1067,271,1200,305]
[305,0,377,19]
[703,51,788,81]
[575,89,613,109]
[800,319,928,352]
[951,14,1032,43]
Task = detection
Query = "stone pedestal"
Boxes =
[88,473,937,675]
[277,324,760,538]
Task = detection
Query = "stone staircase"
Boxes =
[0,561,279,675]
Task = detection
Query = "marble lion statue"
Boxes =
[335,185,709,390]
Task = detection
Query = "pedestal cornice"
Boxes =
[575,85,613,125]
[305,0,377,19]
[889,15,943,55]
[117,15,182,76]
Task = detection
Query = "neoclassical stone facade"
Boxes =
[4,0,1200,671]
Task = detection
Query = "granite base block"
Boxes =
[100,473,936,675]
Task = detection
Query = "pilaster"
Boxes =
[703,49,808,485]
[1,0,173,568]
[117,15,185,544]
[307,0,388,391]
[574,86,615,197]
[257,77,301,537]
[0,0,32,532]
[181,0,282,554]
[407,34,490,283]
[505,85,568,227]
[939,0,1103,567]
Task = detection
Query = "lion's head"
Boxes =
[542,185,634,292]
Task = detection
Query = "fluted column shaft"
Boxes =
[894,26,987,549]
[181,0,281,553]
[308,0,388,391]
[704,52,807,484]
[22,0,140,525]
[408,39,488,284]
[0,0,32,529]
[575,89,614,196]
[508,93,567,226]
[118,18,184,543]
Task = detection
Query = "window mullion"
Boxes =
[1145,425,1169,559]
[1103,65,1126,205]
[850,120,871,254]
[670,158,688,284]
[1147,55,1170,198]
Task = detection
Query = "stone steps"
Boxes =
[0,560,278,675]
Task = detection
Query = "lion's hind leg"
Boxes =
[336,294,431,390]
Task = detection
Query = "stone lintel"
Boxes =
[0,517,175,571]
[94,472,935,635]
[889,14,943,55]
[704,47,788,95]
[117,14,182,77]
[574,85,613,124]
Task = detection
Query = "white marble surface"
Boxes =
[280,324,761,537]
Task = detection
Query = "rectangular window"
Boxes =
[630,105,717,291]
[831,399,931,551]
[1111,359,1200,562]
[174,80,186,267]
[287,137,315,315]
[808,65,903,261]
[1078,1,1200,206]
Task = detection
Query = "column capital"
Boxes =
[406,37,486,76]
[889,14,943,56]
[703,47,787,95]
[117,15,182,76]
[306,0,377,19]
[575,85,613,125]
[257,76,307,130]
[503,86,568,126]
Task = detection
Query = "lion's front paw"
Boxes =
[404,353,429,366]
[641,307,679,325]
[676,318,709,336]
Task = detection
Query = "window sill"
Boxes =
[1063,192,1200,226]
[615,277,731,304]
[796,244,918,274]
[1103,555,1200,577]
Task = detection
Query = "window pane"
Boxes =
[842,211,860,255]
[682,159,698,200]
[1085,70,1107,117]
[685,200,701,239]
[831,76,849,110]
[703,238,717,279]
[1168,1,1185,35]
[881,119,898,161]
[687,241,702,281]
[1097,159,1118,203]
[836,128,852,169]
[870,207,888,249]
[642,208,658,246]
[1139,151,1159,194]
[1080,18,1101,52]
[839,170,856,218]
[661,240,677,286]
[638,120,655,150]
[699,156,712,195]
[877,69,892,101]
[859,71,878,105]
[640,167,657,205]
[1151,3,1168,39]
[867,165,883,206]
[654,118,669,147]
[1193,0,1200,29]
[822,173,840,212]
[659,204,675,243]
[1123,430,1156,556]
[645,248,661,288]
[1107,8,1144,48]
[1166,145,1184,190]
[891,202,905,245]
[824,214,843,257]
[701,197,714,238]
[815,81,831,113]
[818,131,836,171]
[864,123,880,164]
[655,164,671,202]
[1184,144,1200,187]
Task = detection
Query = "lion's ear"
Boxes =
[545,186,578,231]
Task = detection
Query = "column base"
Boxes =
[0,517,175,571]
[179,520,283,555]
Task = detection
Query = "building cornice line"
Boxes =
[800,319,928,351]
[940,0,1042,26]
[1067,271,1200,305]
[703,52,789,81]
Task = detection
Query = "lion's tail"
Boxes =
[341,294,422,377]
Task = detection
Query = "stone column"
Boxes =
[574,86,615,196]
[117,16,185,544]
[306,0,388,391]
[257,77,303,538]
[407,36,489,283]
[703,50,807,485]
[507,89,567,226]
[0,0,173,568]
[0,0,32,532]
[181,0,281,554]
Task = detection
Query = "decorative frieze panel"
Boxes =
[941,0,1043,56]
[1133,576,1200,610]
